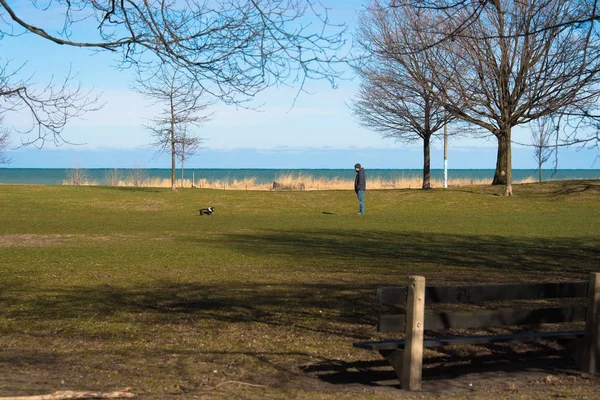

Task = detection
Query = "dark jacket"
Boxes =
[354,168,366,192]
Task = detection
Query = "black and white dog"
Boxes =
[199,206,215,216]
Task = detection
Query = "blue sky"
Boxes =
[1,1,599,170]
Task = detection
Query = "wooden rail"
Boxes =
[354,272,600,390]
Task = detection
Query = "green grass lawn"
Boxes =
[0,181,599,399]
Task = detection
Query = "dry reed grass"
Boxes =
[62,171,537,190]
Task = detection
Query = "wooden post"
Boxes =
[582,272,600,374]
[402,275,425,390]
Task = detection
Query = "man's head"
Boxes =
[354,163,361,171]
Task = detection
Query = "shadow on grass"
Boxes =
[303,342,579,388]
[454,179,600,197]
[3,281,380,338]
[5,231,598,335]
[547,180,600,197]
[2,229,599,390]
[210,229,599,280]
[2,276,586,391]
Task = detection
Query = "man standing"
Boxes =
[354,163,366,214]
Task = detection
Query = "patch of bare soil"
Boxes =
[0,234,143,248]
[0,234,78,248]
[2,346,599,399]
[301,342,600,399]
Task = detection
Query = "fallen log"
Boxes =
[0,390,135,400]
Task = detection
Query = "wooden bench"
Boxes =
[353,273,600,390]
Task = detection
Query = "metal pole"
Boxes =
[443,114,448,189]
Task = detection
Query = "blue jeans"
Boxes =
[356,190,365,214]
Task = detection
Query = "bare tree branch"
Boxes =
[0,0,134,50]
[1,1,348,104]
[0,59,103,148]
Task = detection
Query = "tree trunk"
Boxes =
[181,157,185,188]
[170,119,176,191]
[169,95,176,191]
[422,134,431,190]
[504,127,513,196]
[171,137,176,191]
[492,133,509,186]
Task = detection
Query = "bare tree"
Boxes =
[390,1,600,157]
[0,1,347,105]
[530,117,556,183]
[351,2,452,189]
[0,60,102,148]
[404,0,600,196]
[134,64,212,191]
[175,126,203,188]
